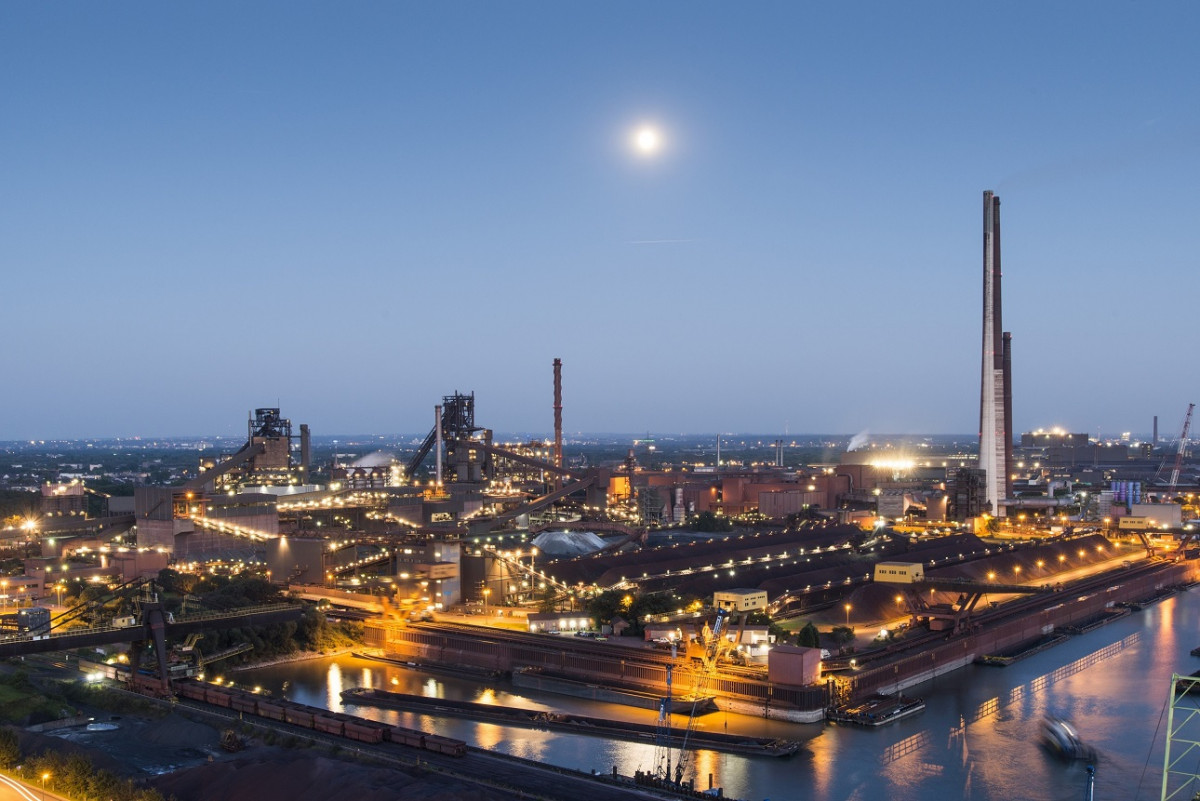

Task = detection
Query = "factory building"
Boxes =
[1021,430,1090,449]
[40,483,86,516]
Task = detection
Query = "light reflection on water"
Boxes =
[238,588,1200,800]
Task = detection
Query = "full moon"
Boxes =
[633,126,661,155]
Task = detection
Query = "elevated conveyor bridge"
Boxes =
[899,576,1055,635]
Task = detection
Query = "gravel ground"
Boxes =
[47,711,226,777]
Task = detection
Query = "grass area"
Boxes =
[0,680,72,725]
[58,683,167,718]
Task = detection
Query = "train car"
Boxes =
[385,726,426,748]
[343,720,385,744]
[230,695,258,715]
[423,734,468,757]
[174,681,208,702]
[204,687,234,708]
[128,673,171,698]
[312,713,345,736]
[284,707,315,729]
[256,701,287,722]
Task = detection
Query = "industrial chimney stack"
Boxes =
[979,191,1011,517]
[553,358,563,490]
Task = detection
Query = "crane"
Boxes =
[650,665,676,782]
[662,608,732,787]
[1168,403,1194,498]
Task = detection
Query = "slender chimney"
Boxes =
[980,190,1008,517]
[1003,332,1013,501]
[435,405,443,487]
[553,358,563,476]
[1154,415,1159,445]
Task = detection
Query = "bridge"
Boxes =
[897,576,1056,634]
[288,585,386,613]
[0,602,303,693]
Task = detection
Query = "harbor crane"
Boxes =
[652,608,732,788]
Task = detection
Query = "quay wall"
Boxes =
[364,561,1199,720]
[365,622,829,720]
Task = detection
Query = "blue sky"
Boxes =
[2,3,1196,439]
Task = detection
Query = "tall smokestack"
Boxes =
[435,405,443,487]
[980,191,1008,517]
[553,358,563,492]
[1154,415,1159,445]
[1003,332,1013,501]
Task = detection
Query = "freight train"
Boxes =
[169,679,468,757]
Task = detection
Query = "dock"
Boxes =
[341,687,803,758]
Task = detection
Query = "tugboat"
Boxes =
[1040,714,1097,761]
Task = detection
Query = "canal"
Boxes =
[233,587,1200,801]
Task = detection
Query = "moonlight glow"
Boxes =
[633,126,661,155]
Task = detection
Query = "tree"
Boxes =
[585,590,624,627]
[0,727,20,769]
[796,621,821,649]
[829,625,855,646]
[625,592,678,635]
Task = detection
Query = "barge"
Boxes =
[828,693,925,727]
[341,687,803,758]
[512,666,713,713]
[977,634,1070,666]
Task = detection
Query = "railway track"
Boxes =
[159,691,701,801]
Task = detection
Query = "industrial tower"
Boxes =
[979,191,1013,517]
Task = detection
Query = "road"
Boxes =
[0,773,62,801]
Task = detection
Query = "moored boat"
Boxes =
[828,693,925,727]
